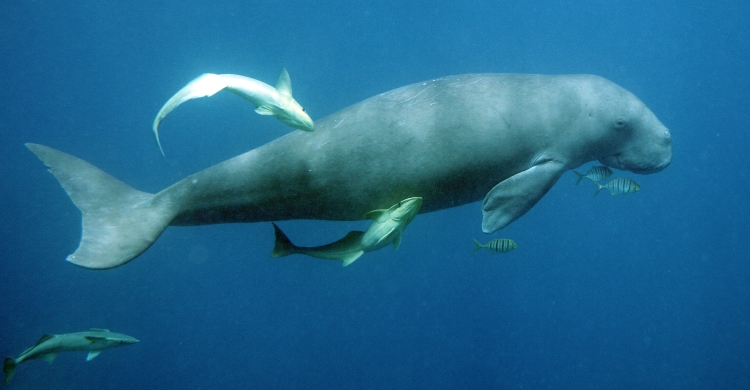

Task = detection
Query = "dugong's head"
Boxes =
[589,78,672,174]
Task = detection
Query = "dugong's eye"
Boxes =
[614,117,628,129]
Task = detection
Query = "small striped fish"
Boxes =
[573,165,613,185]
[594,178,640,196]
[472,238,517,255]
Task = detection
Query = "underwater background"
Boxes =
[1,1,748,389]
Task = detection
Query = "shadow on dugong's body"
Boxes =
[27,74,672,269]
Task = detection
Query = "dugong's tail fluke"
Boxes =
[25,144,174,269]
[4,357,16,385]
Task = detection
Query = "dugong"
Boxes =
[27,73,672,269]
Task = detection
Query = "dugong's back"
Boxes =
[168,73,627,225]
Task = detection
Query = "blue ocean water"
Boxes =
[1,1,748,389]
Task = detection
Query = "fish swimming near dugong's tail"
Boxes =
[153,68,314,155]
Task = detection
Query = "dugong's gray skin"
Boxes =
[27,74,672,269]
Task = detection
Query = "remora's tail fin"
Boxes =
[271,222,298,257]
[4,358,16,385]
[152,73,228,156]
[26,143,174,269]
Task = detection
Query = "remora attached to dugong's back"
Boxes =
[152,68,314,155]
[3,329,138,384]
[27,73,672,269]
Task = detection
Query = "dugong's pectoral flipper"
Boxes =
[481,160,566,233]
[26,144,176,269]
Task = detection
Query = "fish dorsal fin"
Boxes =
[275,68,292,97]
[364,209,390,223]
[90,328,110,332]
[86,350,102,362]
[482,160,566,233]
[41,353,57,364]
[17,335,54,358]
[34,334,55,346]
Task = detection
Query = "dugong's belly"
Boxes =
[167,74,576,226]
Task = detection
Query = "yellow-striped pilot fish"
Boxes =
[472,238,517,254]
[573,165,613,185]
[594,178,640,196]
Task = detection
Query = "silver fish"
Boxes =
[594,178,640,196]
[4,329,139,384]
[472,238,517,254]
[574,165,613,185]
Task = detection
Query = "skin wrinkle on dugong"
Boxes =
[26,73,672,269]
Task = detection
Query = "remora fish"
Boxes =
[272,197,423,266]
[152,68,314,155]
[3,329,138,385]
[472,238,517,254]
[573,165,613,185]
[594,178,640,196]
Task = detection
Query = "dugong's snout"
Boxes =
[601,126,672,174]
[638,126,672,173]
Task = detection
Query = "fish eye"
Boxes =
[302,107,306,112]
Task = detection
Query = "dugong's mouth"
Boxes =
[629,163,670,174]
[601,154,671,174]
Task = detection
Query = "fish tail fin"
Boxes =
[26,143,175,269]
[593,182,604,197]
[4,358,16,385]
[270,223,298,258]
[472,239,483,255]
[573,171,584,185]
